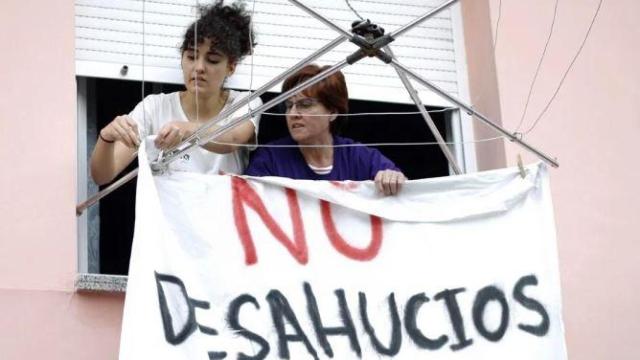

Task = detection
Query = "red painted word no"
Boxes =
[232,177,382,265]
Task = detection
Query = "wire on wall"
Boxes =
[515,0,560,133]
[524,0,604,135]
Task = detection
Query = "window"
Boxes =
[75,1,477,282]
[77,77,455,276]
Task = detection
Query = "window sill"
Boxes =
[75,273,128,292]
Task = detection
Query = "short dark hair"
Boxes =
[282,64,349,134]
[180,0,255,64]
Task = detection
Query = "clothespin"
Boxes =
[517,154,527,179]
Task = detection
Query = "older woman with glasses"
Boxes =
[245,64,406,195]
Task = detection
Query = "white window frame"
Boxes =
[77,77,89,275]
[77,77,103,270]
[450,4,478,173]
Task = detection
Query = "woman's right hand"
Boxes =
[374,169,406,196]
[100,115,140,148]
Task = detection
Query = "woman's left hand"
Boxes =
[374,169,407,196]
[155,121,196,150]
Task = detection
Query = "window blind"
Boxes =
[76,0,462,105]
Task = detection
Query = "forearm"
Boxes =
[156,121,237,153]
[90,139,118,185]
[90,134,137,185]
[200,134,237,154]
[198,121,255,154]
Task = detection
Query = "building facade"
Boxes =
[0,0,637,358]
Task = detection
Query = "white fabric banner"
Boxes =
[120,149,567,360]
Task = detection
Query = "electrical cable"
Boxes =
[524,0,604,135]
[515,0,559,133]
[345,0,365,21]
[493,0,502,48]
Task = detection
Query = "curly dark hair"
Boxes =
[180,0,256,64]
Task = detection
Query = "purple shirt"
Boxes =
[245,136,401,180]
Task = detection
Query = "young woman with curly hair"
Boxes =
[91,0,260,184]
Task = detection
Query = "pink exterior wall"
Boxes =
[459,0,507,170]
[0,0,123,359]
[1,0,637,359]
[463,0,640,358]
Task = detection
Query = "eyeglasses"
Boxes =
[284,97,321,112]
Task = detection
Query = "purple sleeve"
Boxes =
[244,148,274,176]
[366,147,402,179]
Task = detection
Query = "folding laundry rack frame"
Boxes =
[76,0,559,215]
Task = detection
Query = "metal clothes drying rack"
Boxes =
[76,0,558,215]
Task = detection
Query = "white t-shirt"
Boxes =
[129,90,262,175]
